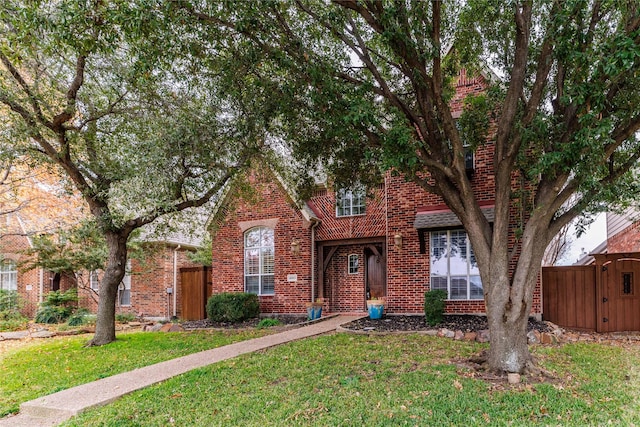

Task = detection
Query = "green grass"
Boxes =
[62,334,640,426]
[0,329,270,417]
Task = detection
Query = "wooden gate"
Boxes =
[595,254,640,333]
[542,265,597,331]
[543,252,640,332]
[180,266,211,321]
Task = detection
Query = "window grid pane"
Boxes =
[244,227,275,295]
[336,187,366,217]
[429,230,482,301]
[348,254,359,274]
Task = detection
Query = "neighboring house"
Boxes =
[78,233,203,320]
[574,208,640,265]
[0,166,207,320]
[0,213,77,317]
[209,70,543,317]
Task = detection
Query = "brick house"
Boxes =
[1,213,69,317]
[209,71,543,317]
[78,235,203,320]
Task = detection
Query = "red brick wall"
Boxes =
[211,170,314,314]
[77,244,201,319]
[322,245,367,312]
[0,226,41,317]
[608,222,640,253]
[311,185,386,241]
[209,70,543,317]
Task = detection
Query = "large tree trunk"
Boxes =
[482,217,550,373]
[485,280,533,373]
[87,231,129,346]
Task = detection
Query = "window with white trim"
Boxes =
[348,254,359,274]
[0,260,17,291]
[430,229,483,300]
[244,227,275,295]
[336,187,366,217]
[89,271,100,291]
[118,261,132,306]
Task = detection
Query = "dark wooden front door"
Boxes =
[601,257,640,332]
[365,246,386,300]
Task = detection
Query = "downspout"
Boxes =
[173,245,181,318]
[310,220,320,303]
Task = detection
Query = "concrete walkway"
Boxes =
[0,315,363,427]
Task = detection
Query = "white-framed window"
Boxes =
[118,261,132,306]
[0,260,17,291]
[244,227,275,295]
[430,229,483,300]
[89,271,100,291]
[348,254,359,274]
[336,187,366,217]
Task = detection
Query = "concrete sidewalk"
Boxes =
[0,315,363,427]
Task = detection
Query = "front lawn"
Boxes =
[0,329,270,417]
[63,334,640,426]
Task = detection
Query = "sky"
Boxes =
[559,213,607,265]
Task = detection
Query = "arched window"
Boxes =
[244,227,275,295]
[0,260,17,291]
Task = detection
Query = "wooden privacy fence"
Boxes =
[180,266,211,321]
[543,252,640,332]
[542,266,597,331]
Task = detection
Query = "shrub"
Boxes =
[424,289,448,326]
[35,305,70,324]
[0,289,20,312]
[115,313,136,323]
[67,308,93,327]
[206,292,260,323]
[0,310,28,331]
[257,318,282,329]
[34,288,78,324]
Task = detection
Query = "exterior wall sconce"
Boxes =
[291,239,301,256]
[394,234,403,250]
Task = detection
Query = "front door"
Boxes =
[365,246,386,300]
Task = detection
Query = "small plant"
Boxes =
[424,289,447,326]
[206,292,260,323]
[0,290,26,331]
[67,308,93,327]
[115,313,136,323]
[257,318,282,329]
[34,288,78,324]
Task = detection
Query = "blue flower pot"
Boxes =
[306,304,322,320]
[367,302,384,319]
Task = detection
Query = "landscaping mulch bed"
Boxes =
[181,315,305,330]
[342,314,554,333]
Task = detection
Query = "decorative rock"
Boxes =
[540,332,558,344]
[527,330,541,344]
[507,373,521,384]
[128,322,142,327]
[454,330,464,340]
[31,331,56,339]
[423,330,438,336]
[363,327,376,331]
[476,329,490,343]
[144,323,164,332]
[463,332,477,342]
[0,331,29,340]
[440,329,455,338]
[160,323,184,333]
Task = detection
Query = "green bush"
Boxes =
[34,288,78,324]
[67,308,93,327]
[115,313,136,323]
[257,318,281,329]
[0,309,28,331]
[424,289,448,326]
[206,292,260,323]
[0,289,20,312]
